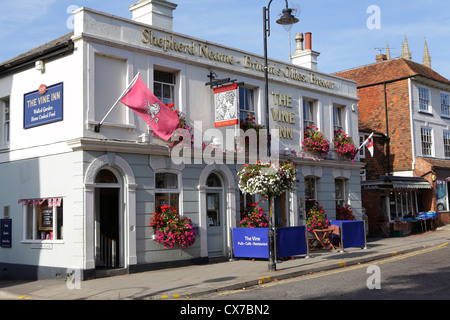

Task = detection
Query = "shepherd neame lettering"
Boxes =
[142,29,234,65]
[141,29,335,89]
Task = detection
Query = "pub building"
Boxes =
[0,0,361,280]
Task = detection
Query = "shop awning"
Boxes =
[362,176,431,190]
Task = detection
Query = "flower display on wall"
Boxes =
[168,103,194,147]
[302,126,330,157]
[333,130,357,161]
[239,203,269,228]
[237,161,297,199]
[149,205,196,249]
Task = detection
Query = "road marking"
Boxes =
[339,261,346,267]
[207,242,449,298]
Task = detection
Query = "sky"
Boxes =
[1,0,450,79]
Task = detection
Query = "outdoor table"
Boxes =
[310,228,336,250]
[377,221,391,237]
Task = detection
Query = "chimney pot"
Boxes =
[305,32,312,50]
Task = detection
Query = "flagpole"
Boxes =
[94,72,141,133]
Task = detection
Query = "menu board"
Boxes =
[1,219,12,248]
[39,207,53,230]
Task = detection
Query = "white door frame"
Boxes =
[84,153,137,270]
[198,164,237,258]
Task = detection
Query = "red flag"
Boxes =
[366,136,374,157]
[119,75,180,141]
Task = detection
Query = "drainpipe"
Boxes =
[408,78,416,172]
[384,82,391,177]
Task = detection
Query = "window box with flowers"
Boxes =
[164,103,194,147]
[302,126,330,157]
[333,130,357,162]
[149,205,196,249]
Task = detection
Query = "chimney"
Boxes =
[129,0,177,30]
[376,54,387,62]
[291,32,320,71]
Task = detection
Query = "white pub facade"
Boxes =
[0,1,362,280]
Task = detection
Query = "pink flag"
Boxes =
[120,75,180,141]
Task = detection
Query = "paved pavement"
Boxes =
[1,226,449,300]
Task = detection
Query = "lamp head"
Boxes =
[276,8,299,29]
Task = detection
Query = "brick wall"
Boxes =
[414,157,436,211]
[358,79,413,175]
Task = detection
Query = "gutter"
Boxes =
[0,34,74,77]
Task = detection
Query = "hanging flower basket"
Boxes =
[239,203,269,228]
[149,205,196,249]
[302,126,330,157]
[333,130,357,161]
[237,161,297,199]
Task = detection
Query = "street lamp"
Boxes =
[263,0,299,272]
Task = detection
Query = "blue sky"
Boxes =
[2,0,450,78]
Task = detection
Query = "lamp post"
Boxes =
[263,0,299,272]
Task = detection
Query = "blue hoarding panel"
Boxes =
[24,83,63,129]
[232,228,269,258]
[276,226,307,258]
[331,220,365,249]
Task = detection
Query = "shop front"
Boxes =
[362,175,433,237]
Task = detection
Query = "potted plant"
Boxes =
[305,200,330,232]
[240,203,269,228]
[302,126,330,157]
[149,205,196,249]
[336,204,356,220]
[333,130,357,161]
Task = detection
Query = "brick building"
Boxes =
[335,37,450,236]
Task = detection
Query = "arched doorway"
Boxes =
[94,169,121,269]
[198,164,237,259]
[84,154,137,273]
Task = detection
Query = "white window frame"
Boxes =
[304,177,317,201]
[239,87,255,124]
[419,86,430,113]
[420,127,433,157]
[154,171,182,213]
[441,92,450,117]
[444,131,450,158]
[0,98,10,149]
[333,105,344,133]
[21,200,63,243]
[154,69,176,106]
[335,179,346,208]
[302,99,315,129]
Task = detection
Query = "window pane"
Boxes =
[206,173,222,187]
[155,193,178,212]
[95,169,118,183]
[155,172,178,189]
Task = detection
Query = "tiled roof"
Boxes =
[334,58,450,87]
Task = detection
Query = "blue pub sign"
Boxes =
[24,82,63,129]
